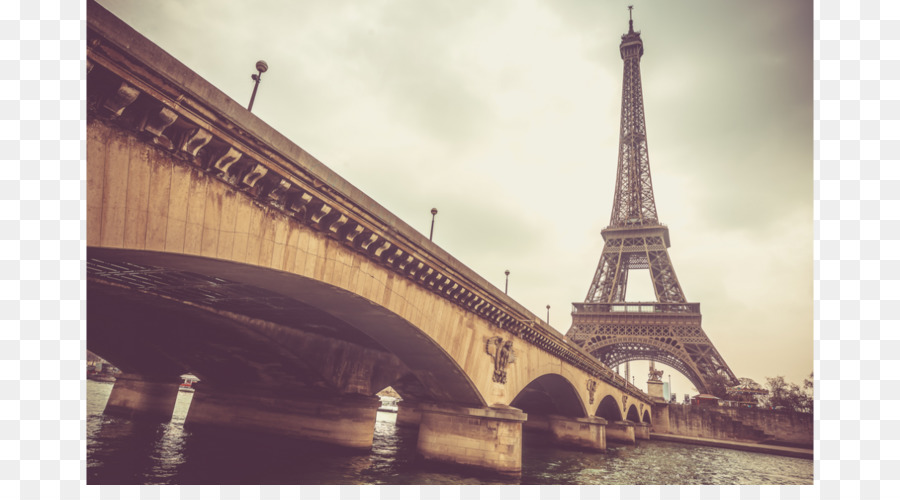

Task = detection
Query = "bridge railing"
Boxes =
[86,1,655,406]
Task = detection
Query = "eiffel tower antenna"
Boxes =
[566,11,737,394]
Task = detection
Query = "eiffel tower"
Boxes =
[566,8,737,394]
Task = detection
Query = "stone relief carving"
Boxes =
[485,336,515,384]
[622,395,628,413]
[586,379,597,405]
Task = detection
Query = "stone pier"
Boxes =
[417,404,527,475]
[523,414,550,433]
[185,390,380,449]
[104,374,179,422]
[651,402,670,433]
[605,420,636,444]
[647,379,664,399]
[547,415,608,451]
[396,400,424,428]
[634,421,651,440]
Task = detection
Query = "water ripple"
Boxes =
[87,381,812,485]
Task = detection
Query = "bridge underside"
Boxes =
[510,374,586,419]
[87,247,485,407]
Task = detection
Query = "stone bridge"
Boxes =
[86,1,663,474]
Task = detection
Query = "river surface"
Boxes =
[86,380,813,485]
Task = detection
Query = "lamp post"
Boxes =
[546,305,550,324]
[504,270,509,294]
[248,60,268,112]
[429,208,438,240]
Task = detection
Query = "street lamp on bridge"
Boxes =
[546,305,550,324]
[247,60,268,112]
[504,270,509,294]
[429,208,438,241]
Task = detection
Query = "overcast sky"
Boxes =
[95,0,813,394]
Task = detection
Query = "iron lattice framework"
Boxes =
[566,12,737,394]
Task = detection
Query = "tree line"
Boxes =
[702,372,813,413]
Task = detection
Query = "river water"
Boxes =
[86,380,813,485]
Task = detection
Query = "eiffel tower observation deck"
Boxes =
[566,8,738,394]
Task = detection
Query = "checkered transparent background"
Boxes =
[1,0,895,498]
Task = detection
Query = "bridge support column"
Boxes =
[651,402,670,434]
[634,422,651,440]
[104,374,179,422]
[417,404,527,475]
[396,400,424,428]
[605,420,636,444]
[185,390,380,449]
[523,414,550,433]
[647,379,664,399]
[547,415,608,451]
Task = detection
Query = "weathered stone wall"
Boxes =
[605,421,635,444]
[104,374,179,422]
[547,415,607,451]
[666,404,813,447]
[650,402,670,433]
[185,391,381,448]
[712,406,813,447]
[522,414,550,433]
[416,405,527,474]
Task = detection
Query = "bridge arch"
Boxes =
[510,373,587,418]
[626,404,640,423]
[88,249,487,407]
[642,409,651,424]
[595,395,623,422]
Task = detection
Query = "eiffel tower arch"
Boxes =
[566,9,737,394]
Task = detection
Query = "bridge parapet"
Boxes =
[86,1,652,407]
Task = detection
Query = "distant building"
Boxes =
[86,350,119,382]
[693,394,721,407]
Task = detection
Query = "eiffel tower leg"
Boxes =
[586,249,628,303]
[684,342,738,387]
[643,237,686,304]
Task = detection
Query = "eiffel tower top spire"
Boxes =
[609,6,656,228]
[627,5,635,34]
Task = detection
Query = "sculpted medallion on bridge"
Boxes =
[485,336,516,384]
[586,379,598,405]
